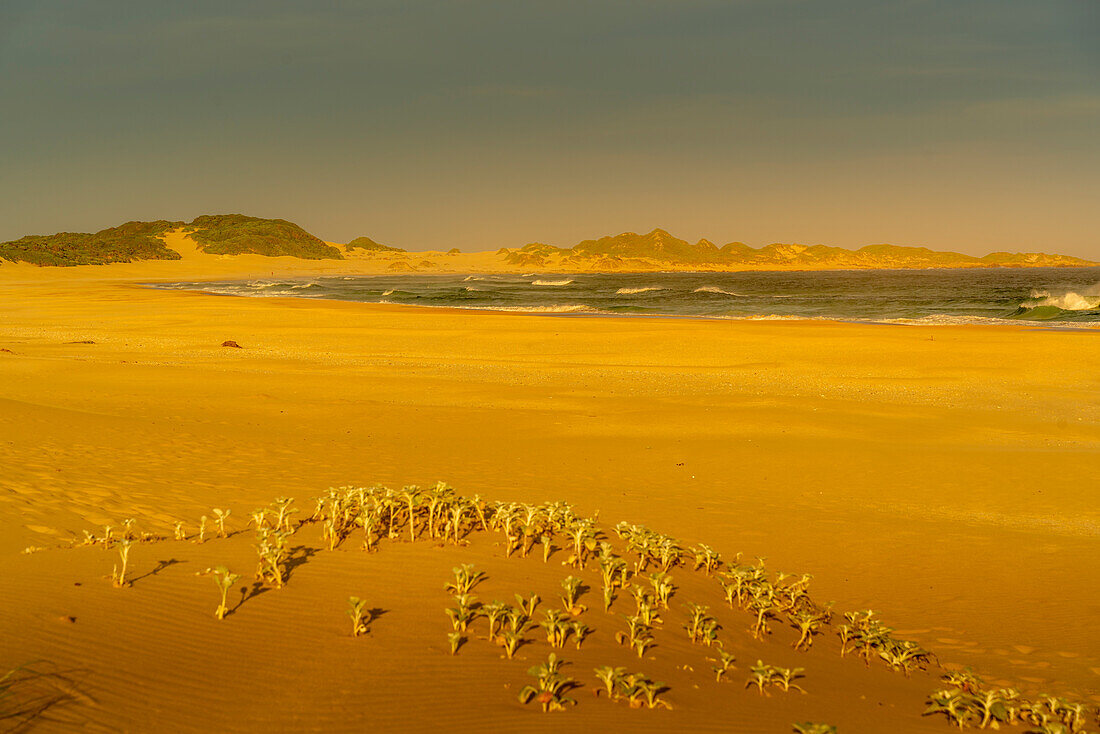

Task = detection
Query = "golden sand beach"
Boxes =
[1,251,1097,731]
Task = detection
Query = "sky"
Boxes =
[1,0,1098,257]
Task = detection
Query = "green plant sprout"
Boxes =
[746,661,770,695]
[505,607,530,636]
[746,661,805,695]
[211,508,230,538]
[599,555,627,611]
[617,672,671,709]
[212,566,240,619]
[515,592,540,618]
[647,571,674,608]
[594,666,626,698]
[773,666,806,693]
[447,503,466,544]
[710,650,736,682]
[446,594,479,632]
[793,725,837,734]
[197,516,208,543]
[518,654,576,712]
[348,596,372,636]
[570,621,590,650]
[630,586,662,626]
[121,518,136,540]
[111,539,132,588]
[173,522,186,541]
[684,603,719,645]
[789,608,830,651]
[482,601,508,641]
[689,543,721,575]
[359,511,379,552]
[272,497,297,530]
[749,597,778,640]
[447,631,464,655]
[445,564,485,595]
[250,508,269,531]
[254,527,290,587]
[560,576,586,615]
[501,630,523,659]
[540,609,571,649]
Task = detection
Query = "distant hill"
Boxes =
[0,220,183,266]
[185,214,342,259]
[3,218,1094,270]
[346,236,404,253]
[503,229,1096,270]
[0,214,344,265]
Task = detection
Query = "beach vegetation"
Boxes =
[617,672,671,709]
[710,650,737,682]
[445,564,484,596]
[570,621,590,650]
[445,594,479,632]
[211,509,230,538]
[348,597,371,636]
[212,566,240,619]
[684,602,721,646]
[186,214,342,259]
[746,661,805,695]
[559,576,586,615]
[515,592,540,618]
[482,601,508,641]
[0,220,183,266]
[518,654,577,712]
[254,527,290,588]
[111,539,132,588]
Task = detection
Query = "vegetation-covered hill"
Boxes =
[504,229,1096,270]
[0,220,183,266]
[186,214,342,259]
[346,236,404,253]
[0,214,345,265]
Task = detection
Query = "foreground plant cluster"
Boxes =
[66,482,1098,733]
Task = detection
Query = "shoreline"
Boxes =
[140,272,1100,331]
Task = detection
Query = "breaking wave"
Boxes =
[616,286,665,295]
[694,286,746,297]
[532,279,573,286]
[1022,286,1100,311]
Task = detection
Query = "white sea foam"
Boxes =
[463,275,484,282]
[615,286,664,295]
[694,286,746,297]
[290,281,319,289]
[1023,286,1100,311]
[532,279,573,286]
[464,286,484,292]
[381,289,395,296]
[499,304,594,313]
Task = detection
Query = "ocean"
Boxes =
[153,267,1100,326]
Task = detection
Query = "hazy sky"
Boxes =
[2,0,1098,256]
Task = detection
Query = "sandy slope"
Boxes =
[0,252,1098,731]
